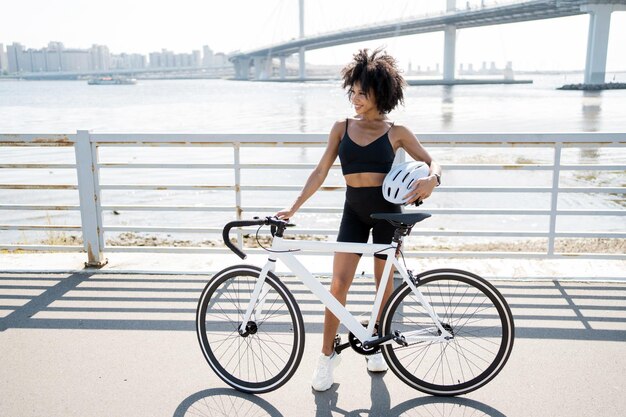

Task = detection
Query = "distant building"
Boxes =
[192,50,201,67]
[90,44,111,71]
[213,53,228,68]
[202,45,214,68]
[46,42,64,72]
[62,49,90,72]
[0,43,8,72]
[4,41,228,74]
[7,43,25,72]
[6,41,97,73]
[111,53,146,70]
[149,48,203,68]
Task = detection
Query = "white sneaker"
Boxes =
[366,352,388,372]
[311,352,341,392]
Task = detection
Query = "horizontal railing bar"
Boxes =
[3,133,625,147]
[73,162,626,171]
[0,204,80,210]
[555,232,626,238]
[240,185,555,192]
[0,184,77,190]
[0,134,75,145]
[558,187,625,193]
[411,208,625,216]
[250,186,623,194]
[100,245,626,260]
[284,230,626,238]
[99,185,235,191]
[81,132,626,144]
[242,206,553,215]
[100,205,235,212]
[98,162,343,170]
[244,207,344,214]
[0,164,76,169]
[0,244,83,252]
[94,206,626,216]
[98,184,346,191]
[95,226,626,239]
[103,226,223,233]
[559,165,626,171]
[1,204,621,217]
[0,225,82,231]
[556,209,622,216]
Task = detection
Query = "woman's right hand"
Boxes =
[275,208,296,220]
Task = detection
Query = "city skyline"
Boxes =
[2,0,626,72]
[0,41,231,74]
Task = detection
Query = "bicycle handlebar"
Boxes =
[223,217,293,260]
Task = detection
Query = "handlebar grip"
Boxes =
[222,219,265,259]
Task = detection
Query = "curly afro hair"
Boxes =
[341,48,406,114]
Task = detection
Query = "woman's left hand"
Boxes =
[403,175,438,205]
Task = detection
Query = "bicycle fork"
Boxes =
[238,258,276,336]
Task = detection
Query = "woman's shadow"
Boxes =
[313,372,508,417]
[172,377,508,417]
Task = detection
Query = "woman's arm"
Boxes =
[394,125,442,205]
[276,121,343,219]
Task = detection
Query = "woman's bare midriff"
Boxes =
[344,172,387,188]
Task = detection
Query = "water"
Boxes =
[0,75,625,248]
[1,73,626,133]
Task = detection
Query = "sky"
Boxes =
[2,0,625,71]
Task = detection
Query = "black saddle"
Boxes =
[370,212,431,228]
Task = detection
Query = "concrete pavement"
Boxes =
[1,252,625,416]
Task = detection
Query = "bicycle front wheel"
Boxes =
[380,269,514,396]
[196,264,305,393]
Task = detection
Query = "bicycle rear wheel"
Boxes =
[196,264,305,393]
[380,269,514,396]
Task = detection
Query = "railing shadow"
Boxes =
[1,272,626,343]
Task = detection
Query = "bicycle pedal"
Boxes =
[393,331,408,347]
[334,342,351,354]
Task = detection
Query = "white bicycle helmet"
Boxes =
[382,161,430,204]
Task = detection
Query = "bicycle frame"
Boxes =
[238,236,453,345]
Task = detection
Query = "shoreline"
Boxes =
[5,232,623,255]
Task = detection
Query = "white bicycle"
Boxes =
[196,214,514,396]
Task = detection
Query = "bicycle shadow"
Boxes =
[172,388,284,417]
[313,373,508,417]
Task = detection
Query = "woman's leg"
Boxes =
[321,252,361,356]
[374,256,395,325]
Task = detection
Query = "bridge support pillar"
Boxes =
[299,47,306,80]
[443,0,457,82]
[443,25,457,82]
[280,56,287,79]
[234,58,250,80]
[581,3,625,84]
[253,56,271,80]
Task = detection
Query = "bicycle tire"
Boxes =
[196,264,305,393]
[380,268,514,396]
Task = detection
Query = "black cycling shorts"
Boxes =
[337,185,402,260]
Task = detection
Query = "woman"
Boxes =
[276,48,441,392]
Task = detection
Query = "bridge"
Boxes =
[230,0,626,85]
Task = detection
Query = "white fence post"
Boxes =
[74,130,107,267]
[233,142,244,249]
[547,143,562,256]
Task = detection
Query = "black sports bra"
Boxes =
[338,119,396,175]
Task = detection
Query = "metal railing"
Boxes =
[1,131,625,266]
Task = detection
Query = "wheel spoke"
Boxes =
[383,272,513,395]
[197,269,303,392]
